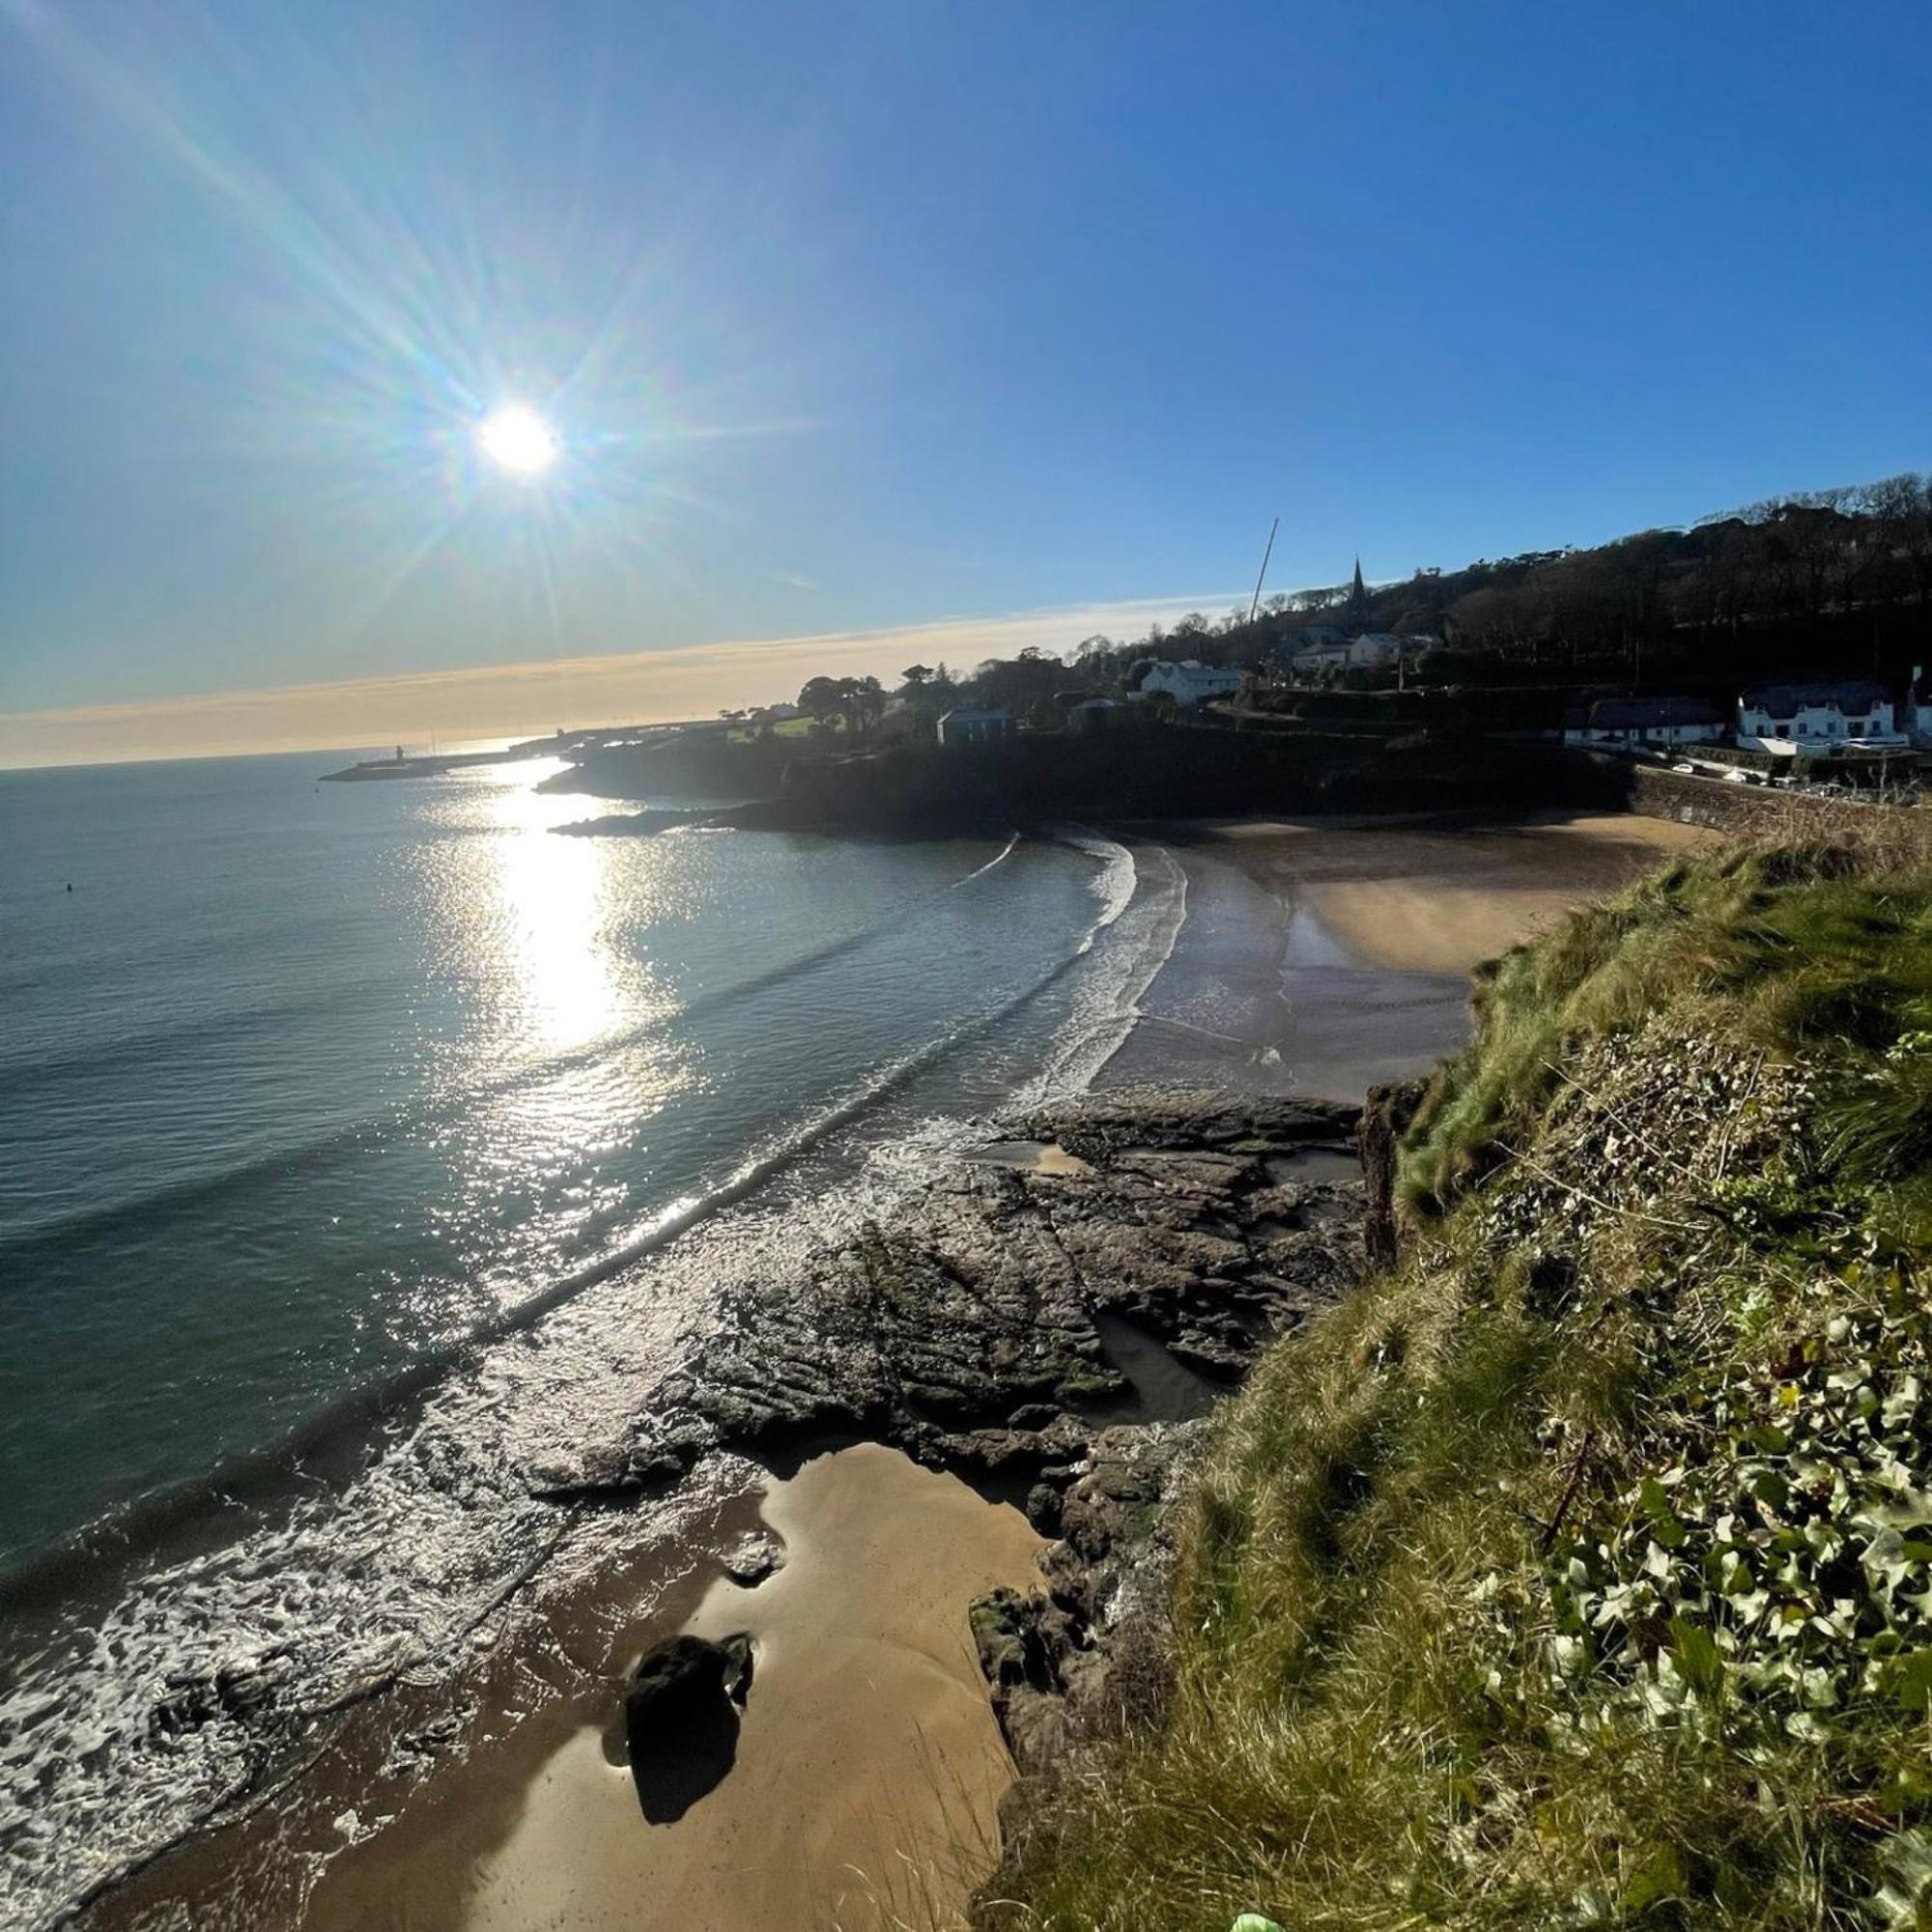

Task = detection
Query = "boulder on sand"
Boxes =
[624,1633,753,1824]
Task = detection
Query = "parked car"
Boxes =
[1672,761,1696,775]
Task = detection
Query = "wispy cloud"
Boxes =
[771,570,820,590]
[0,593,1231,768]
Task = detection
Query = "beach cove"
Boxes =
[26,799,1715,1932]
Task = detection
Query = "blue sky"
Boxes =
[2,0,1929,758]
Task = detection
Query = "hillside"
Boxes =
[1050,474,1932,707]
[984,824,1932,1929]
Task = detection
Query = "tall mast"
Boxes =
[1248,517,1280,624]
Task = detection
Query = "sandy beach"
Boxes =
[304,1445,1042,1932]
[1207,810,1716,975]
[1102,810,1717,1098]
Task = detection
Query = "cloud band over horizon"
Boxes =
[0,593,1232,769]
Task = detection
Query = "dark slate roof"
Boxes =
[1741,680,1890,714]
[1585,696,1723,729]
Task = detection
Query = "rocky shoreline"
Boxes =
[72,1088,1378,1930]
[525,1087,1368,1507]
[952,1089,1415,1813]
[540,1085,1378,1864]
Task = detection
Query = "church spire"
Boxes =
[1350,555,1366,612]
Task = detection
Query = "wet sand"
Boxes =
[307,1445,1041,1932]
[1103,810,1717,1099]
[91,1471,771,1932]
[1210,810,1715,975]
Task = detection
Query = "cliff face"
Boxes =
[730,732,1627,831]
[983,832,1932,1931]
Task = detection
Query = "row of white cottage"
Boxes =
[1564,678,1923,756]
[1128,640,1420,703]
[1126,639,1425,708]
[1285,628,1433,674]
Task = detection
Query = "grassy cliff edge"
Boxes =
[985,827,1932,1930]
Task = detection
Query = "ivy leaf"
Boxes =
[1621,1843,1686,1917]
[1886,1651,1932,1713]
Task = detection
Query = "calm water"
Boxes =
[1,751,1188,1923]
[0,753,1141,1567]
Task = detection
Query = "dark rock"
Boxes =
[971,1421,1206,1772]
[969,1589,1052,1695]
[1359,1078,1426,1269]
[213,1649,289,1717]
[624,1633,753,1824]
[523,1425,707,1501]
[150,1646,292,1739]
[600,1084,1369,1804]
[650,1088,1363,1478]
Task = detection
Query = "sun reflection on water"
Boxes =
[485,775,625,1056]
[395,764,706,1329]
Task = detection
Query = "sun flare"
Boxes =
[475,402,560,479]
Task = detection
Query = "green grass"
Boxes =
[726,714,818,742]
[1401,835,1932,1215]
[982,825,1932,1932]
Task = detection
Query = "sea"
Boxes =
[0,750,1191,1925]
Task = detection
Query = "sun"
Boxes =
[475,402,560,479]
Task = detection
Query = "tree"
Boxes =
[972,649,1066,722]
[844,675,887,736]
[797,675,845,729]
[900,665,934,688]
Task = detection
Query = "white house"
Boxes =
[1280,624,1350,664]
[1901,667,1932,748]
[1562,696,1726,750]
[1347,632,1408,670]
[1134,660,1242,706]
[1736,680,1903,753]
[1290,638,1355,675]
[936,705,1015,747]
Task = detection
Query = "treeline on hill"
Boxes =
[560,471,1932,803]
[1177,473,1932,690]
[738,473,1932,742]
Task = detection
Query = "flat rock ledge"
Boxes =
[526,1088,1365,1506]
[525,1088,1369,1801]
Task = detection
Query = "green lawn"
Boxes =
[724,714,818,742]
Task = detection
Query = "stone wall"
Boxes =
[1622,763,1798,835]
